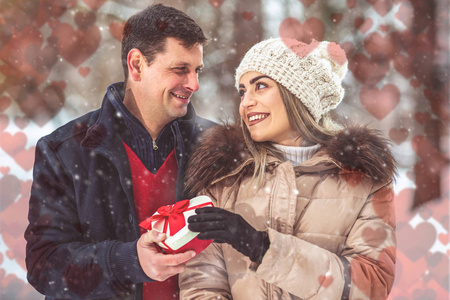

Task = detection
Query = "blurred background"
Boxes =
[0,0,448,298]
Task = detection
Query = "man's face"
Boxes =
[137,37,204,125]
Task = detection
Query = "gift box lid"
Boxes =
[140,195,213,252]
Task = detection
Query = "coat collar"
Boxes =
[186,124,397,196]
[80,82,199,151]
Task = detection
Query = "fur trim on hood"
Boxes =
[186,124,397,197]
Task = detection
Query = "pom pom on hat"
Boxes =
[235,38,348,130]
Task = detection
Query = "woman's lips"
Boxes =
[247,113,269,126]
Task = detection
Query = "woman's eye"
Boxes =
[255,82,267,90]
[238,90,246,98]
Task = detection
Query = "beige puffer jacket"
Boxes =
[179,125,397,300]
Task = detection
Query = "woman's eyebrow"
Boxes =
[239,75,271,89]
[249,75,271,85]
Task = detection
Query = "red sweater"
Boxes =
[124,142,179,300]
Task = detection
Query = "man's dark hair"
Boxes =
[121,3,207,81]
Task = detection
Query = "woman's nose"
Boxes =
[241,91,256,108]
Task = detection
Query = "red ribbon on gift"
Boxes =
[152,200,190,234]
[139,199,212,236]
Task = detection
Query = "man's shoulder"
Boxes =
[39,109,100,149]
[194,116,217,130]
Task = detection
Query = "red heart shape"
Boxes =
[397,222,437,262]
[354,17,373,34]
[417,206,433,220]
[394,250,427,288]
[24,44,58,74]
[425,252,449,291]
[359,84,400,119]
[390,29,415,53]
[364,32,396,59]
[0,26,50,86]
[51,22,101,67]
[14,146,35,171]
[362,227,388,247]
[0,132,27,157]
[346,0,357,8]
[78,67,91,78]
[109,21,125,41]
[414,112,430,125]
[14,116,29,129]
[389,127,409,144]
[74,11,96,31]
[279,17,325,44]
[17,83,66,127]
[350,54,390,85]
[241,11,255,21]
[371,0,394,16]
[393,53,413,78]
[395,1,413,26]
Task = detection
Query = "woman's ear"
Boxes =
[127,48,144,82]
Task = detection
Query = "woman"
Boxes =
[180,38,397,299]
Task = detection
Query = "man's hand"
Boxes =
[188,207,270,263]
[137,230,196,281]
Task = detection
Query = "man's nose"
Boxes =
[183,72,200,92]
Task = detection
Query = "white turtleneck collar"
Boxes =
[273,143,321,166]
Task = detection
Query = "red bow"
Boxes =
[139,200,190,233]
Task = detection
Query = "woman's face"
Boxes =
[238,71,300,146]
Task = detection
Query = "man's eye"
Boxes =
[174,67,187,73]
[196,68,203,73]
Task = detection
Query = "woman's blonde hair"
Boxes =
[241,82,340,183]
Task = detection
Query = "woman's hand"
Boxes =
[188,207,269,262]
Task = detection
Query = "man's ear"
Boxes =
[127,49,145,82]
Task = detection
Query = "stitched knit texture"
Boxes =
[273,143,321,166]
[235,38,348,130]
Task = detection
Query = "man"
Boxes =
[25,4,214,299]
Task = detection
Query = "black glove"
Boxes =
[188,207,270,262]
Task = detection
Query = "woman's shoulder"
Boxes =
[185,124,253,197]
[322,125,397,184]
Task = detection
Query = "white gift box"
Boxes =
[139,195,214,255]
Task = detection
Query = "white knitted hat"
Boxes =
[235,38,348,131]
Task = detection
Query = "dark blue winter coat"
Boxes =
[24,82,216,299]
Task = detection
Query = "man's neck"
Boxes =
[123,89,170,140]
